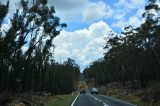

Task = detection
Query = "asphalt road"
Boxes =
[72,93,136,106]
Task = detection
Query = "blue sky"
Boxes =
[2,0,147,71]
[52,0,146,31]
[50,0,147,71]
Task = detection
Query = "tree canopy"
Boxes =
[0,0,79,94]
[83,0,160,89]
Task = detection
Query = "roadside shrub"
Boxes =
[0,92,12,105]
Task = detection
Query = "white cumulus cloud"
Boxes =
[53,21,112,71]
[111,0,146,29]
[49,0,108,23]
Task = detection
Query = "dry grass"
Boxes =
[0,92,54,106]
[101,82,160,106]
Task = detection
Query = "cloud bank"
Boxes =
[53,21,112,70]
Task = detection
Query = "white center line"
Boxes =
[88,94,109,106]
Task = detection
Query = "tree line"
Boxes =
[83,0,160,89]
[0,0,80,94]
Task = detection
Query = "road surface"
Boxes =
[71,93,136,106]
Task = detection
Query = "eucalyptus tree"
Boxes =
[83,0,160,89]
[0,0,9,91]
[0,0,74,94]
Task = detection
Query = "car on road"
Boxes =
[80,89,86,94]
[91,88,99,94]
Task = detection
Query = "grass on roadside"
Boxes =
[103,85,160,106]
[46,95,77,106]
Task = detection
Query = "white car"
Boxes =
[91,88,99,94]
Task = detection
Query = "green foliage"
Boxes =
[47,95,77,106]
[0,0,9,26]
[0,0,80,94]
[83,0,160,88]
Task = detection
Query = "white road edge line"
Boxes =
[88,94,109,106]
[101,95,137,106]
[70,94,79,106]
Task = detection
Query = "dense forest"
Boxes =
[0,0,80,94]
[83,0,160,89]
